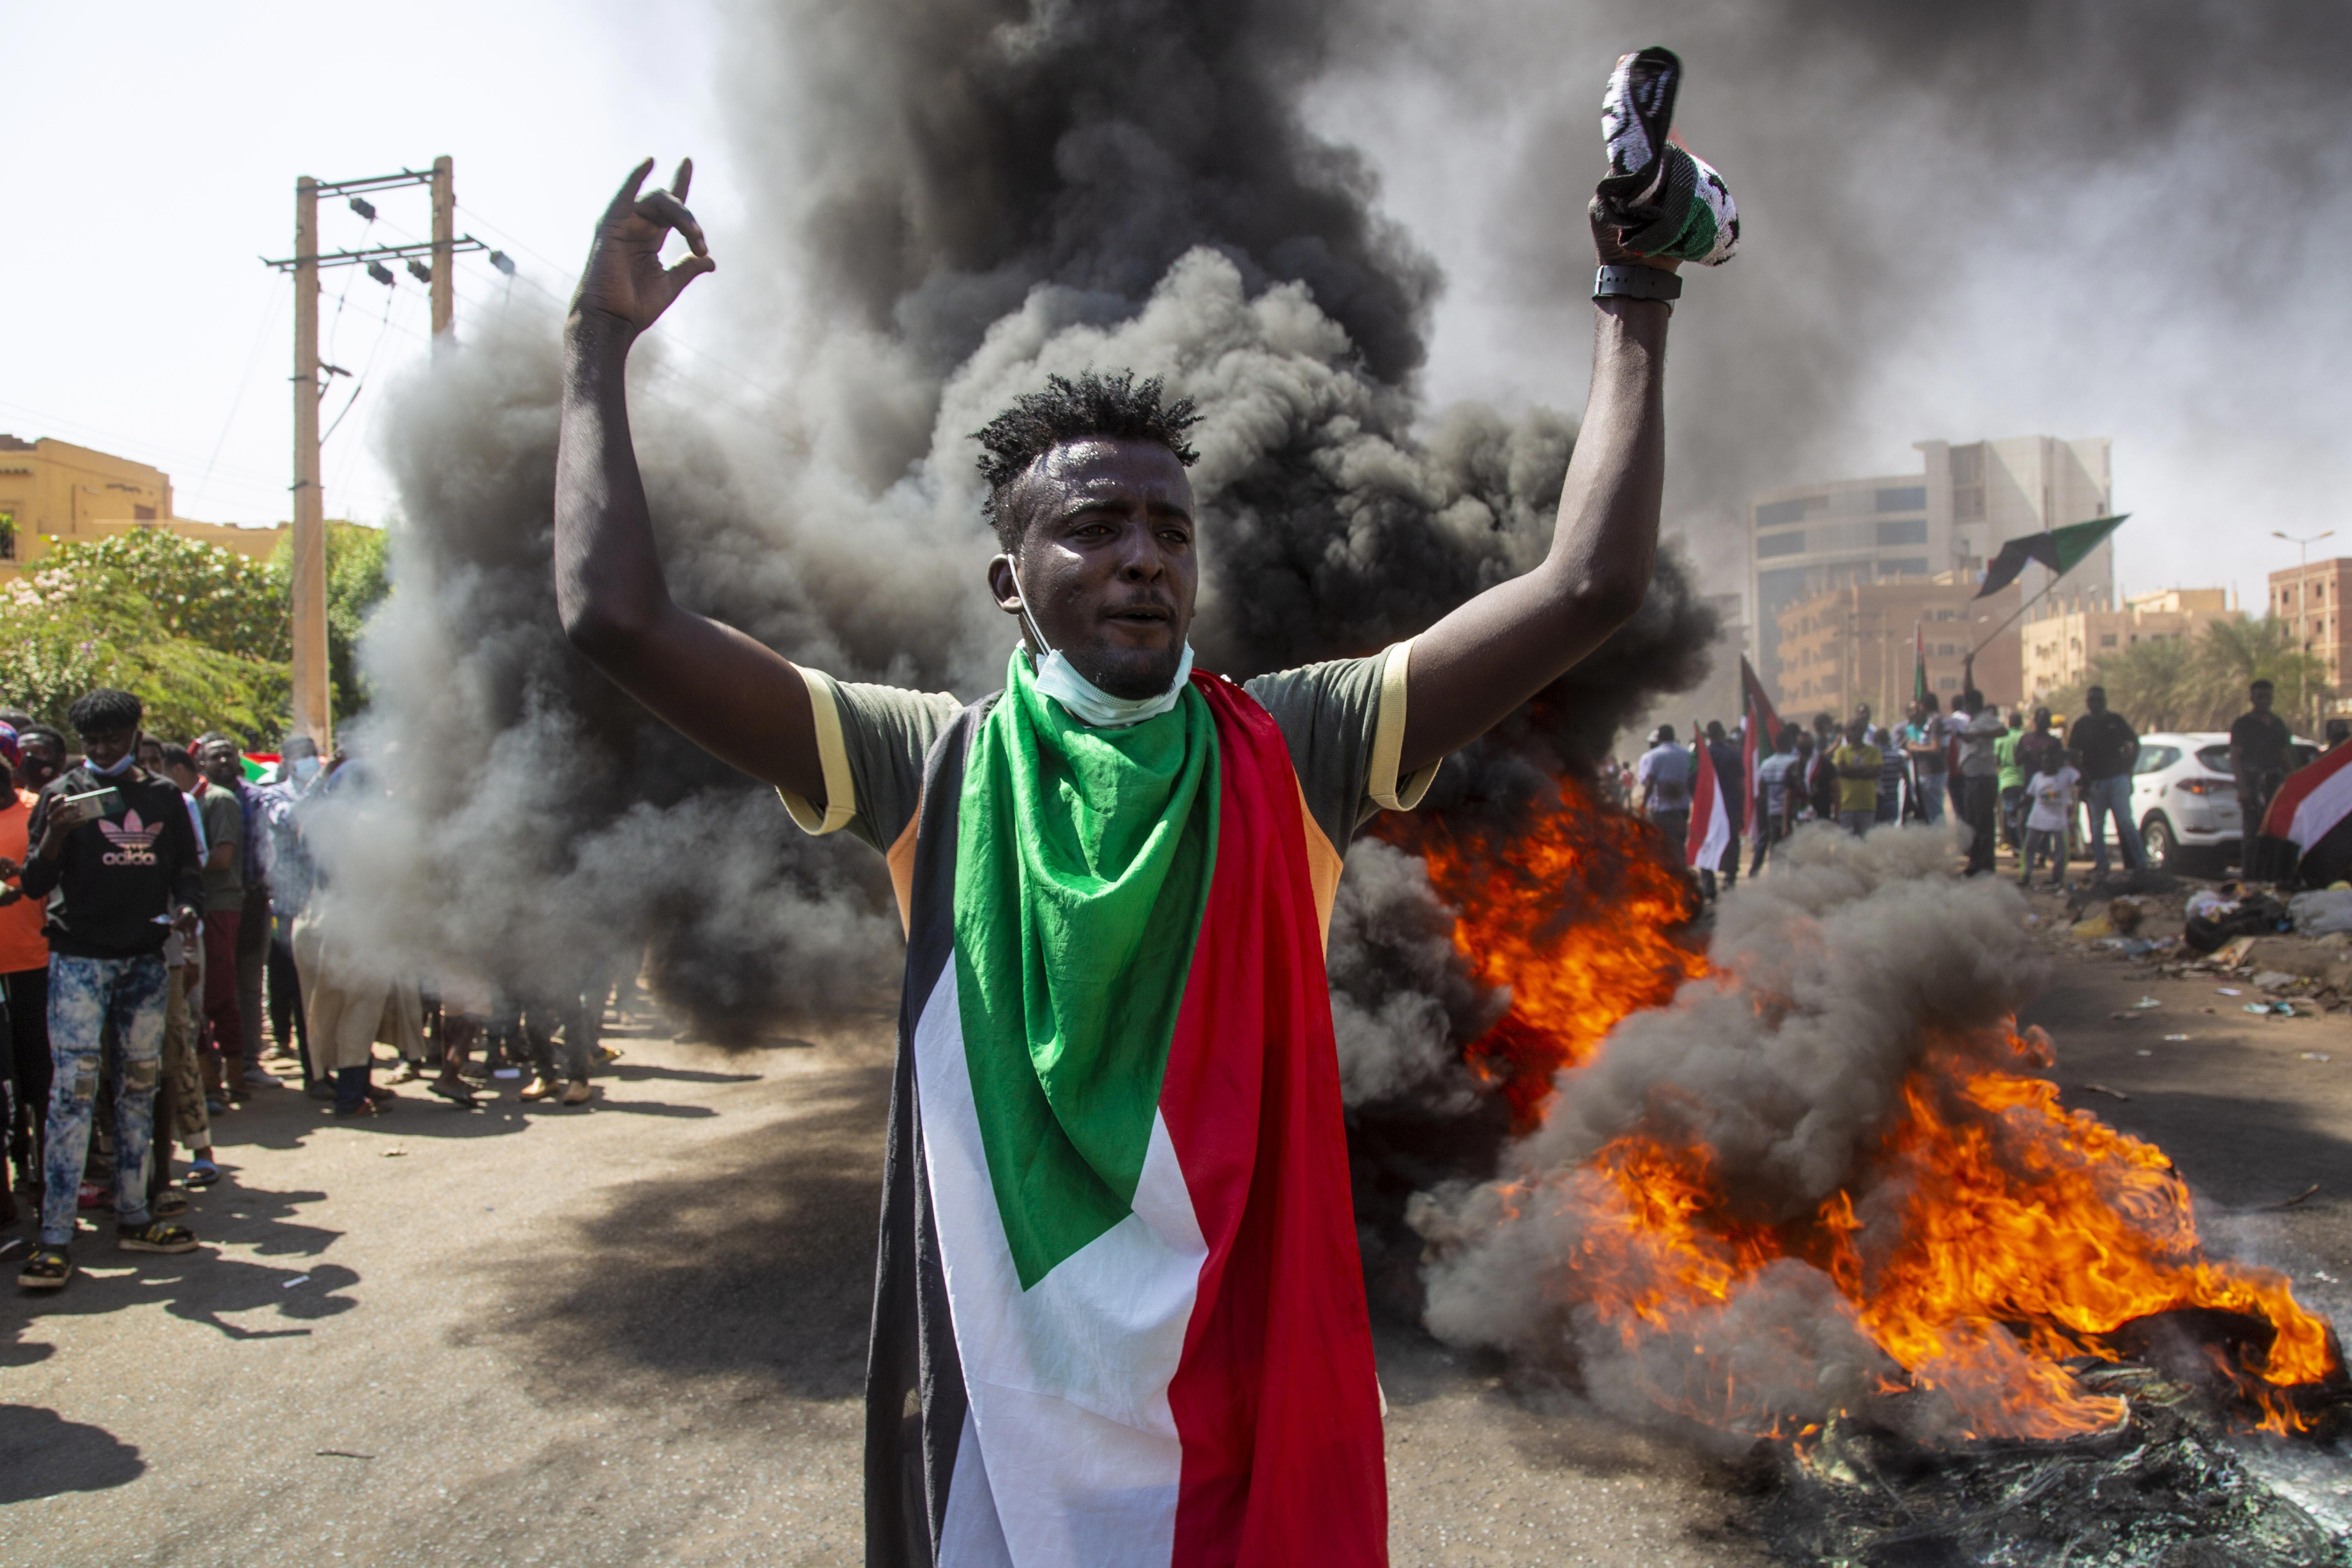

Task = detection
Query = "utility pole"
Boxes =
[290,178,329,753]
[266,159,486,752]
[430,155,455,339]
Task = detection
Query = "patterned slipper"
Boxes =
[1596,46,1739,266]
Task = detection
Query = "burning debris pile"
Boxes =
[1412,822,2340,1441]
[1770,1371,2351,1567]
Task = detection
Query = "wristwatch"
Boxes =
[1593,264,1682,303]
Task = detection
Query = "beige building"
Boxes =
[1775,571,2024,718]
[2269,559,2352,704]
[0,435,287,576]
[2019,588,2241,702]
[1750,435,2113,704]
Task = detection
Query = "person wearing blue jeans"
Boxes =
[14,688,206,1292]
[2067,686,2144,877]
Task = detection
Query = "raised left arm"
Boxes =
[1399,270,1671,774]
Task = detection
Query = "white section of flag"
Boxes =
[914,963,1209,1568]
[1688,737,1730,871]
[2286,753,2352,848]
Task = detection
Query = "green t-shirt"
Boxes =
[1995,728,2025,791]
[781,644,1437,870]
[198,785,244,913]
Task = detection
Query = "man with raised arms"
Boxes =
[555,46,1732,1568]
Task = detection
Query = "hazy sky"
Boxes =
[9,3,2336,610]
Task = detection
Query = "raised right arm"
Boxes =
[553,159,825,803]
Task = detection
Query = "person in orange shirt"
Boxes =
[0,724,51,1225]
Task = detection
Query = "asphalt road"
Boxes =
[2,921,2345,1567]
[0,1009,1760,1568]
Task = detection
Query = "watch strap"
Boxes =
[1593,263,1682,302]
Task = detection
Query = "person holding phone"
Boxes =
[13,688,205,1292]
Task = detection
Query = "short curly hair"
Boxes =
[973,370,1201,550]
[67,687,143,736]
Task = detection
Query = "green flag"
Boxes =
[1976,514,2129,598]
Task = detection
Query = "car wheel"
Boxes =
[2141,814,2179,871]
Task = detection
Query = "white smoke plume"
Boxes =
[1410,825,2052,1439]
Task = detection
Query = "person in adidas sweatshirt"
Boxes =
[12,688,205,1291]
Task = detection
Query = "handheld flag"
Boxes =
[2259,743,2352,886]
[1913,621,1929,706]
[1977,514,2129,599]
[1739,656,1782,837]
[1688,731,1730,871]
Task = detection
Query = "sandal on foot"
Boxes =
[152,1190,191,1220]
[185,1160,221,1189]
[117,1220,198,1254]
[18,1247,71,1290]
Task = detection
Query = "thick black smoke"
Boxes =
[326,0,1715,1042]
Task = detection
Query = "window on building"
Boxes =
[1880,558,1930,578]
[1954,486,1984,520]
[1756,499,1812,528]
[2100,633,2118,648]
[1936,676,1960,692]
[1875,518,1928,546]
[133,504,156,521]
[0,509,13,560]
[1757,530,1806,558]
[1874,486,1927,514]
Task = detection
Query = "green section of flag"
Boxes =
[953,651,1218,1290]
[2049,513,2126,575]
[1977,514,2129,598]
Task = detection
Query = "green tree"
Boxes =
[0,533,291,740]
[265,521,391,717]
[2058,615,2331,734]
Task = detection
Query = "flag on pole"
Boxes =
[1688,727,1730,871]
[2258,742,2352,886]
[1738,656,1782,837]
[1976,514,2130,598]
[1912,621,1928,706]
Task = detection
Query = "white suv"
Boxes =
[2128,730,2318,872]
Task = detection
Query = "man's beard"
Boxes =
[1065,639,1187,701]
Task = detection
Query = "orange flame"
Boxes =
[1399,778,2341,1439]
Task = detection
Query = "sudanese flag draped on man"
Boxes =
[551,36,1732,1567]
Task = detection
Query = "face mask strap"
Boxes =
[1006,564,1054,659]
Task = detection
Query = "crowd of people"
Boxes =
[1611,677,2315,893]
[0,686,630,1294]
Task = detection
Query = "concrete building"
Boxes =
[1774,571,2024,719]
[2020,588,2242,702]
[2269,559,2352,706]
[1749,435,2113,703]
[0,435,287,575]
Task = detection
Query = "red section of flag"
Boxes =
[1160,676,1388,1566]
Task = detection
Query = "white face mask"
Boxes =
[290,754,321,783]
[1009,566,1193,728]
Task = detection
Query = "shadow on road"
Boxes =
[0,1404,144,1501]
[470,1052,891,1419]
[2062,1087,2352,1213]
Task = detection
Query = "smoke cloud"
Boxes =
[313,0,1716,1038]
[1410,825,2050,1439]
[1314,0,2352,598]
